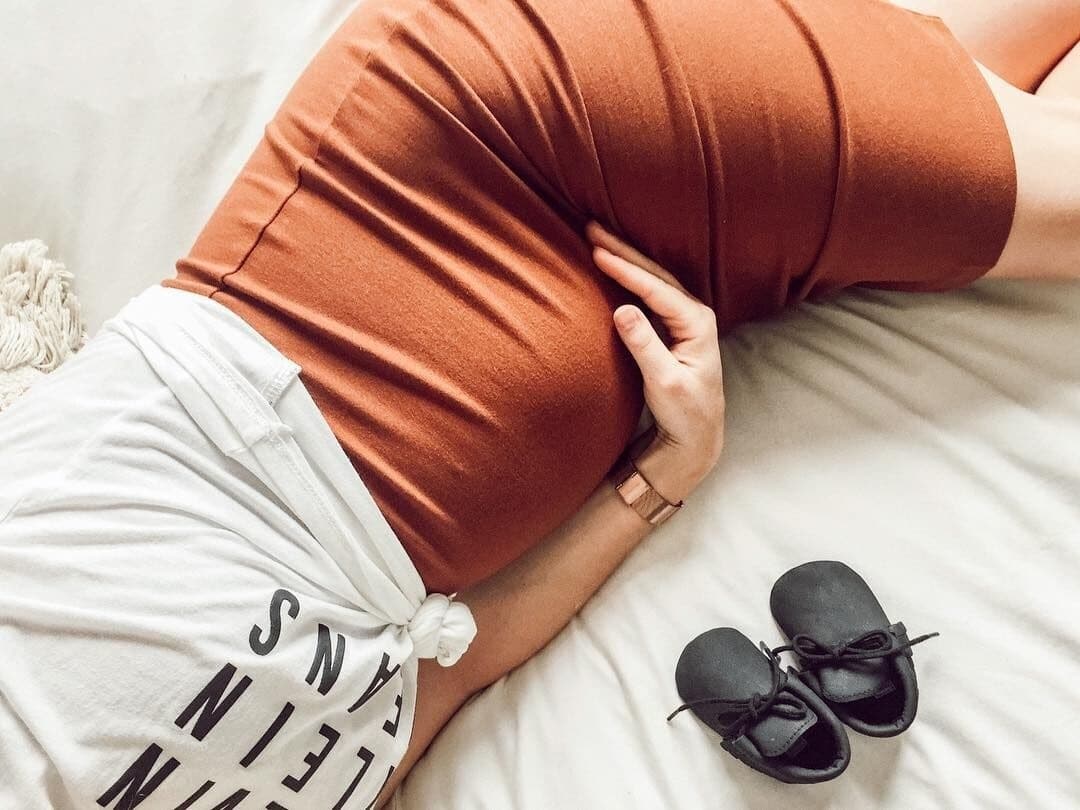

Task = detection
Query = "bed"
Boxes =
[2,2,1078,807]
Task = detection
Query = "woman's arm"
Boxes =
[452,425,713,692]
[373,431,712,806]
[375,221,726,807]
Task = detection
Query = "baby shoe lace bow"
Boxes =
[770,623,939,669]
[665,642,808,738]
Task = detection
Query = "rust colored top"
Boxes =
[163,0,1016,594]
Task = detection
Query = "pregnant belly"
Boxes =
[156,0,850,594]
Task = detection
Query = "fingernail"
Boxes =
[614,307,638,329]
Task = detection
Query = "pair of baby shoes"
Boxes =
[667,561,939,784]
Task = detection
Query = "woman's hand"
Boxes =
[585,220,726,504]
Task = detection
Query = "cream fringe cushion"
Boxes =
[0,240,87,412]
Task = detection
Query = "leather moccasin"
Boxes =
[668,627,850,784]
[770,560,939,738]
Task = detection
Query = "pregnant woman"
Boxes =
[2,0,1079,807]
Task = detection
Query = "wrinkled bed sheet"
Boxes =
[2,2,1078,808]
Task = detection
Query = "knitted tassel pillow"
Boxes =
[0,240,87,411]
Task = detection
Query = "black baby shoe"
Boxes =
[668,627,850,784]
[770,561,939,738]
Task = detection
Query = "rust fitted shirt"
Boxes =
[163,0,1016,594]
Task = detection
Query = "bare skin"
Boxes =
[1037,38,1080,98]
[891,0,1080,91]
[373,6,1080,806]
[977,64,1080,281]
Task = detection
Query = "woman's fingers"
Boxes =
[587,225,717,355]
[591,246,702,336]
[612,304,681,380]
[585,220,691,296]
[585,221,709,321]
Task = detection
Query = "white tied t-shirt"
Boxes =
[0,286,476,809]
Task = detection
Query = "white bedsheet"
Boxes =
[3,3,1079,808]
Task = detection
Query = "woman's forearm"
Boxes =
[451,429,710,695]
[372,430,712,809]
